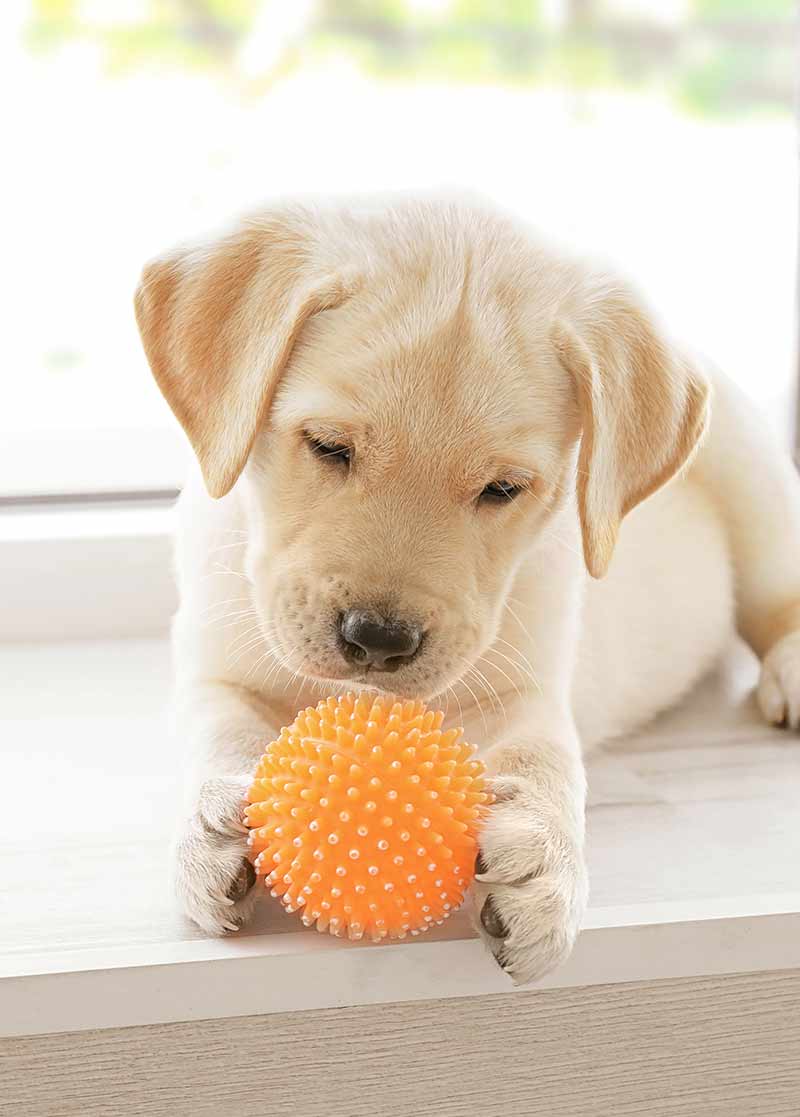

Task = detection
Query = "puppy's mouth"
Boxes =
[293,659,425,700]
[276,641,435,701]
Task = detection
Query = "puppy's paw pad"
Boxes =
[758,632,800,730]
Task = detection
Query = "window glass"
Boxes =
[4,0,795,497]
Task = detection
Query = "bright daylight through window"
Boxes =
[2,0,796,500]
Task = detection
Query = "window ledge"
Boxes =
[2,638,800,1038]
[4,897,800,1038]
[0,502,176,641]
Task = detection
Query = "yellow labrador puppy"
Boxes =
[135,194,800,983]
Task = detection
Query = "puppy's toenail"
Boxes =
[475,851,489,876]
[227,860,256,902]
[480,895,507,939]
[495,945,512,973]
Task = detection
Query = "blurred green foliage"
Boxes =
[694,0,793,18]
[25,0,796,116]
[28,0,260,69]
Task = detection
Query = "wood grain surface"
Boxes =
[3,969,799,1117]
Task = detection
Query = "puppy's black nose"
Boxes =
[338,609,422,672]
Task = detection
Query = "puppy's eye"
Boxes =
[480,480,523,503]
[305,434,351,466]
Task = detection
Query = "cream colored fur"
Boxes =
[135,194,800,984]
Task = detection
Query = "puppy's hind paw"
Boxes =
[758,631,800,730]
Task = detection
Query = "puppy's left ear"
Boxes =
[552,279,710,579]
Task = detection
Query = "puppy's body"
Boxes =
[576,466,733,746]
[137,195,800,982]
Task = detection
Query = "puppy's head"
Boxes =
[136,197,708,700]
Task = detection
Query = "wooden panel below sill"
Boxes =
[3,968,799,1117]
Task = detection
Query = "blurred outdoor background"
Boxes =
[2,0,796,497]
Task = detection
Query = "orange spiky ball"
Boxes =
[245,694,489,942]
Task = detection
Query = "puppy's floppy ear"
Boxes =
[134,213,351,498]
[552,279,710,579]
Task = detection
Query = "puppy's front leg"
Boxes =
[173,680,278,934]
[475,707,587,984]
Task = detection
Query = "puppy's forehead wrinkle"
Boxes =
[268,199,579,480]
[300,198,562,355]
[283,296,559,419]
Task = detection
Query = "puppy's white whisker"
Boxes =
[482,645,542,696]
[476,676,508,730]
[220,613,261,633]
[475,653,524,705]
[282,663,304,698]
[207,540,249,555]
[222,621,262,648]
[292,670,306,704]
[493,634,539,681]
[202,564,252,585]
[463,659,505,725]
[259,653,286,695]
[224,619,279,650]
[447,683,464,727]
[503,600,537,650]
[226,631,274,671]
[526,496,582,557]
[242,643,286,685]
[241,650,271,687]
[199,596,252,617]
[465,667,497,717]
[203,607,259,632]
[455,671,489,737]
[541,529,583,560]
[256,649,295,695]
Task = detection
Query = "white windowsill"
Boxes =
[0,503,177,641]
[4,899,799,1039]
[2,638,800,1038]
[0,426,186,501]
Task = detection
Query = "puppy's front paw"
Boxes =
[473,776,587,985]
[174,778,258,934]
[758,631,800,730]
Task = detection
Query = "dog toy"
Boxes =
[245,694,488,941]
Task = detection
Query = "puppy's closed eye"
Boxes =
[479,479,525,505]
[305,432,352,467]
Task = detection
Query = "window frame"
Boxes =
[0,498,177,641]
